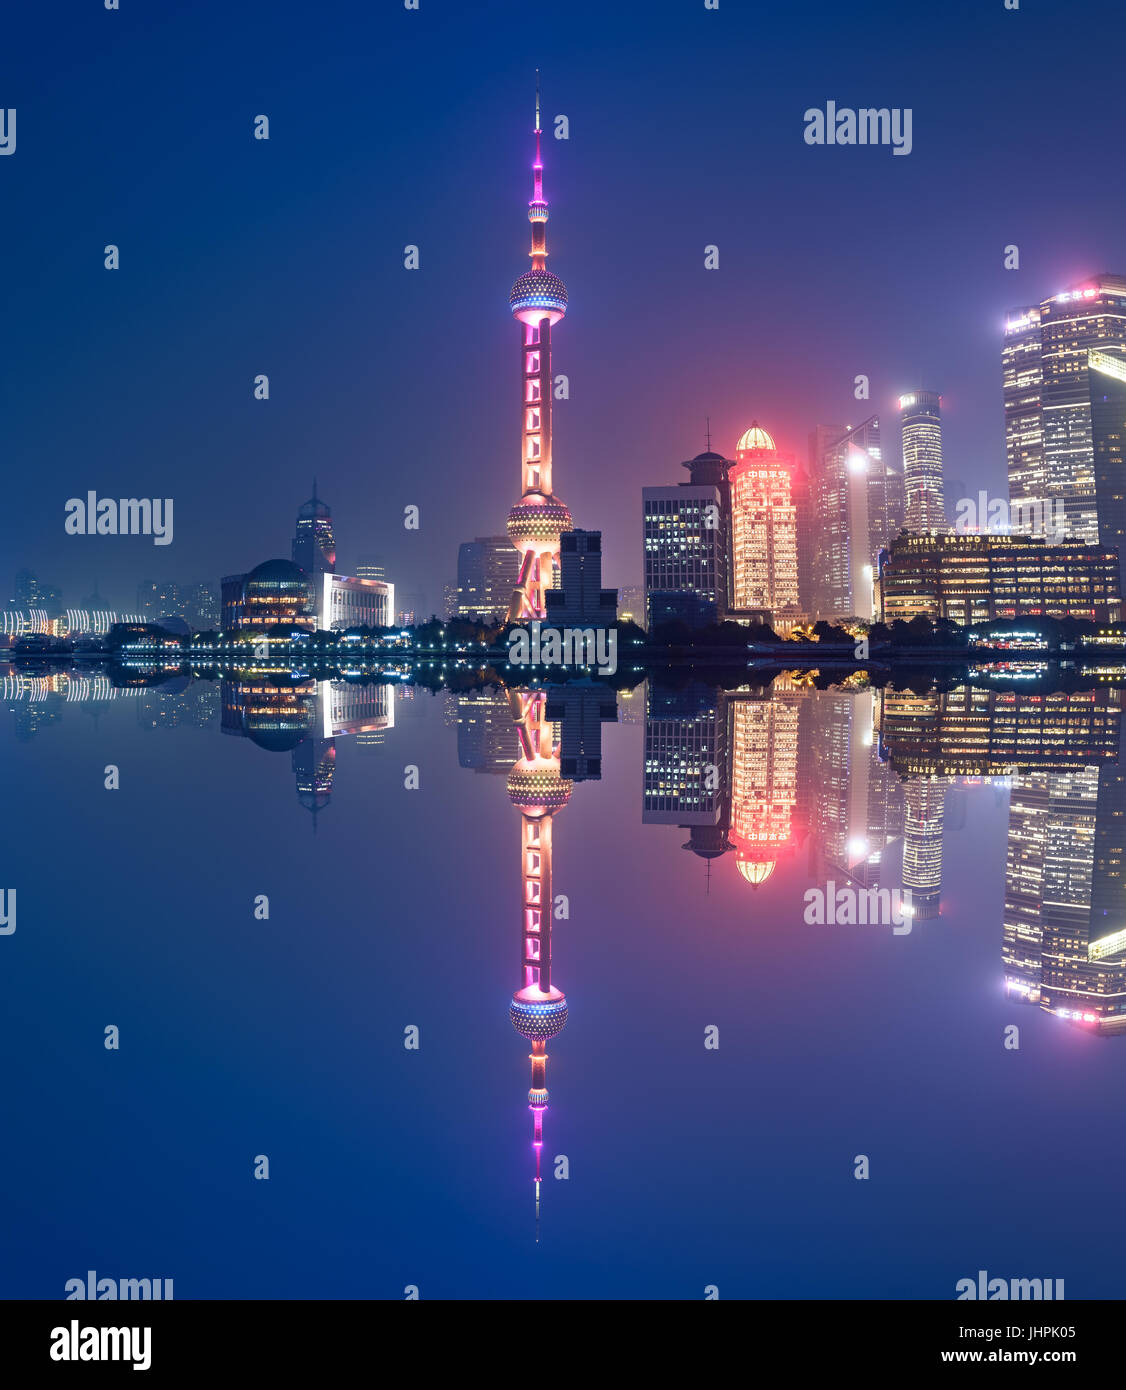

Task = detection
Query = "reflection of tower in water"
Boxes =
[506,690,572,1239]
[729,692,801,887]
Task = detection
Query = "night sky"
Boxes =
[4,0,1124,609]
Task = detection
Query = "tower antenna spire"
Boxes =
[705,416,712,451]
[535,68,541,133]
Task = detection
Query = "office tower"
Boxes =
[136,580,182,623]
[1088,349,1126,596]
[183,582,219,629]
[292,483,336,577]
[1002,305,1043,529]
[643,683,732,862]
[729,692,800,886]
[457,537,521,621]
[13,569,41,608]
[507,689,570,1238]
[355,555,386,583]
[1004,275,1126,543]
[506,81,573,621]
[899,391,945,530]
[875,531,1121,625]
[901,777,946,919]
[617,585,644,623]
[544,530,617,625]
[728,422,799,624]
[811,416,899,620]
[545,685,616,781]
[643,458,728,629]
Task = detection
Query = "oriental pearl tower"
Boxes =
[507,688,571,1240]
[506,74,573,622]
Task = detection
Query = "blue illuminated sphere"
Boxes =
[510,270,568,320]
[510,995,569,1040]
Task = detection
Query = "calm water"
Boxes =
[3,666,1125,1300]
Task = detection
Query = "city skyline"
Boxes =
[8,2,1126,623]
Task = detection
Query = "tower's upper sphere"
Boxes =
[735,422,776,455]
[510,269,568,325]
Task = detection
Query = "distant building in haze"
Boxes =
[811,416,902,620]
[899,391,945,530]
[292,483,336,577]
[457,536,521,622]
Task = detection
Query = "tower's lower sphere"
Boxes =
[510,991,569,1040]
[507,764,572,813]
[506,497,573,547]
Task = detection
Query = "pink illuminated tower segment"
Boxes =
[507,689,571,1239]
[506,75,573,622]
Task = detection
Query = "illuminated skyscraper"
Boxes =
[899,391,945,530]
[728,422,799,624]
[506,79,573,621]
[811,417,901,620]
[1088,349,1126,595]
[507,690,571,1238]
[457,537,521,622]
[1004,276,1126,543]
[293,483,336,577]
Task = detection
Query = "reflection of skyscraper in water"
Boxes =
[901,778,947,919]
[220,678,393,822]
[506,690,571,1239]
[1003,760,1126,1030]
[455,689,520,773]
[642,682,732,869]
[729,692,801,886]
[810,689,903,887]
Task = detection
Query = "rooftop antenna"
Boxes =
[705,416,712,451]
[535,68,541,133]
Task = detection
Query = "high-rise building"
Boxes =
[355,555,386,583]
[1088,349,1126,596]
[899,391,945,530]
[728,422,799,624]
[811,417,900,620]
[543,530,616,625]
[457,536,521,621]
[292,483,336,577]
[643,447,731,630]
[506,82,573,622]
[1004,276,1126,543]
